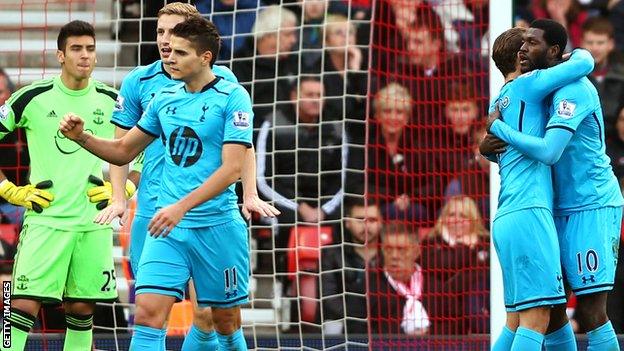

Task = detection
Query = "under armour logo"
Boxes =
[581,275,596,284]
[225,289,238,299]
[200,104,209,122]
[166,106,177,115]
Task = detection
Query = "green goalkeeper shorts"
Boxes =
[11,224,118,303]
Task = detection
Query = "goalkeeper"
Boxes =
[0,21,128,351]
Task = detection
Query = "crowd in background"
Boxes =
[0,0,624,340]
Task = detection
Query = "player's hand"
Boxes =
[242,194,281,220]
[479,134,507,156]
[59,113,85,140]
[148,203,186,238]
[0,180,54,213]
[87,175,136,210]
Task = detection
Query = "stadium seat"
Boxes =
[286,226,333,323]
[286,225,333,277]
[0,224,18,246]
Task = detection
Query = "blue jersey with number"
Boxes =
[137,77,253,227]
[111,60,238,218]
[493,50,595,218]
[545,77,624,215]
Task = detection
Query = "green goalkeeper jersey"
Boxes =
[0,76,117,231]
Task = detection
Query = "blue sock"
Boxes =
[181,325,219,351]
[587,321,620,351]
[493,326,516,351]
[545,322,577,351]
[130,325,166,351]
[511,327,544,351]
[160,328,167,351]
[216,328,247,351]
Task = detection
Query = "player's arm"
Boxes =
[240,145,281,220]
[525,48,594,100]
[149,143,247,236]
[0,97,54,212]
[490,120,572,165]
[59,114,154,166]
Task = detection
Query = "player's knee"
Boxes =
[192,306,214,331]
[212,306,241,335]
[11,299,41,317]
[134,295,174,329]
[576,293,608,330]
[546,303,569,334]
[64,301,95,316]
[519,306,551,334]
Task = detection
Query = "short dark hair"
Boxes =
[344,195,379,216]
[492,27,525,76]
[412,6,444,43]
[382,221,418,242]
[57,20,95,52]
[530,19,568,59]
[170,16,221,66]
[582,16,614,39]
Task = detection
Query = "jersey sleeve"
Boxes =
[517,49,594,102]
[111,68,143,129]
[223,86,253,147]
[546,84,594,133]
[136,97,162,138]
[0,90,30,140]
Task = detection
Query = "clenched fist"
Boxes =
[59,113,86,141]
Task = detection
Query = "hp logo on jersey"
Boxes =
[169,126,203,167]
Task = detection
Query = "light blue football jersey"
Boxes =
[492,49,595,218]
[137,77,253,227]
[111,60,238,218]
[546,77,624,215]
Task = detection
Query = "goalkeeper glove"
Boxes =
[87,175,137,210]
[0,180,54,213]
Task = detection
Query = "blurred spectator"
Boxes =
[300,0,327,70]
[256,77,344,262]
[322,14,367,122]
[232,5,300,128]
[531,0,589,48]
[362,83,437,221]
[327,0,372,44]
[445,125,491,219]
[0,237,15,276]
[0,69,26,226]
[581,16,624,138]
[368,222,433,335]
[421,195,490,334]
[607,106,624,183]
[437,82,484,177]
[195,0,263,61]
[321,197,382,335]
[454,0,489,63]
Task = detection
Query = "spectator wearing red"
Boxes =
[581,16,624,138]
[531,0,589,48]
[369,222,435,336]
[420,195,490,334]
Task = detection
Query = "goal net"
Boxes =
[0,0,491,350]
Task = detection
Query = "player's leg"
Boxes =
[63,301,96,351]
[190,218,250,350]
[181,280,218,351]
[131,229,191,350]
[64,227,117,351]
[2,225,74,351]
[492,312,518,351]
[559,207,622,351]
[544,214,578,351]
[495,209,566,351]
[545,302,577,351]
